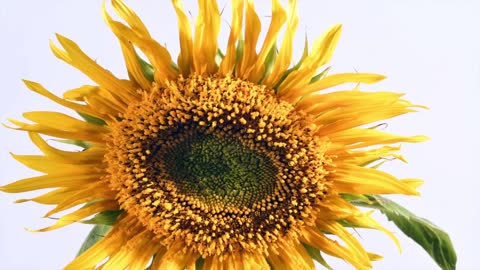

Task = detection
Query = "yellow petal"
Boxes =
[111,0,150,36]
[268,239,315,270]
[102,5,177,83]
[301,226,370,270]
[50,34,137,104]
[297,90,404,113]
[26,132,105,162]
[219,0,244,75]
[346,213,401,252]
[249,0,287,82]
[329,128,428,149]
[22,111,109,133]
[64,85,126,118]
[29,200,118,232]
[332,165,422,195]
[0,173,103,193]
[23,80,108,120]
[278,24,342,95]
[236,0,261,79]
[154,242,197,270]
[286,73,387,102]
[14,187,74,205]
[262,0,298,87]
[101,230,155,270]
[119,41,153,90]
[65,216,136,270]
[11,153,102,174]
[172,0,194,76]
[45,181,114,217]
[316,220,370,263]
[6,115,107,142]
[193,0,220,74]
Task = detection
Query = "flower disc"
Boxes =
[0,0,431,268]
[106,75,330,256]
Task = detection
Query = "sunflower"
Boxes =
[1,0,430,269]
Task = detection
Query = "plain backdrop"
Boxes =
[1,1,479,269]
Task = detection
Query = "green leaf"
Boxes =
[215,48,225,65]
[302,243,333,270]
[54,139,92,149]
[77,224,111,256]
[273,35,309,92]
[235,38,244,64]
[310,66,331,83]
[360,195,457,270]
[340,193,371,204]
[195,257,205,270]
[259,43,278,83]
[135,52,155,82]
[77,112,107,126]
[80,210,123,226]
[171,61,179,72]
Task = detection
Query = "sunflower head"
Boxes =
[1,0,456,269]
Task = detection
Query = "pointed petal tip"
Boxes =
[416,135,430,142]
[332,23,343,32]
[3,121,17,130]
[21,79,33,85]
[14,199,30,203]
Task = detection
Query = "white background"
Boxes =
[1,1,479,269]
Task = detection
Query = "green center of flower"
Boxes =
[106,75,331,256]
[162,133,277,207]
